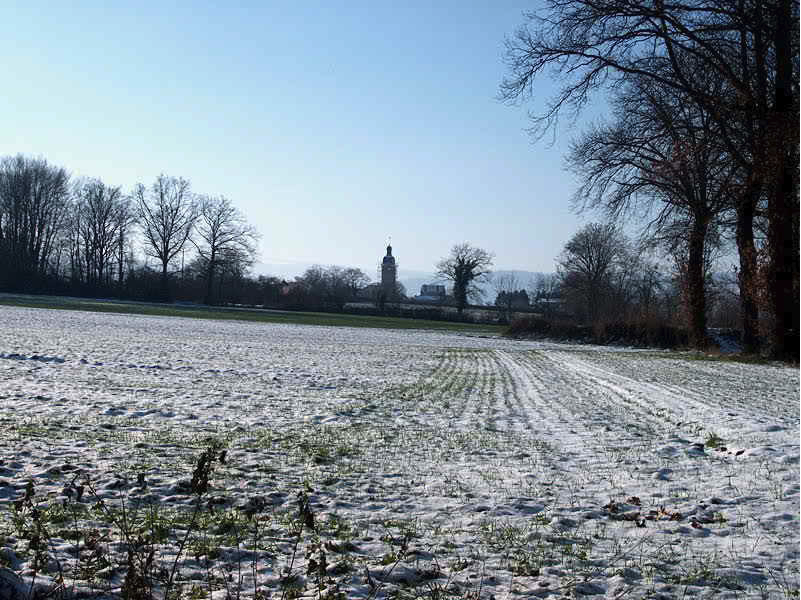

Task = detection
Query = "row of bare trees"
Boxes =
[287,265,373,311]
[0,156,258,304]
[134,175,258,303]
[501,0,799,359]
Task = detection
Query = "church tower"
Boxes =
[380,243,397,299]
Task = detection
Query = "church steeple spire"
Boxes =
[380,238,397,298]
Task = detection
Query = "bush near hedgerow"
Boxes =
[506,317,688,349]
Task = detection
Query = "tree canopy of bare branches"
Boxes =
[436,243,494,314]
[72,179,125,289]
[493,272,528,321]
[295,265,371,311]
[114,194,137,288]
[557,223,627,324]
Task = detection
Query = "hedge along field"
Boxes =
[0,294,505,334]
[0,305,798,599]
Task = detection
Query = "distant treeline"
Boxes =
[2,152,797,356]
[0,156,499,321]
[0,155,385,311]
[0,155,261,305]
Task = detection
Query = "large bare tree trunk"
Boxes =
[454,282,467,316]
[686,219,708,349]
[205,249,217,306]
[161,262,170,303]
[766,165,799,360]
[736,192,761,353]
[766,0,799,360]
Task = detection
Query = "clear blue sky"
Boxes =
[3,1,597,275]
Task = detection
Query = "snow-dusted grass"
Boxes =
[0,306,798,599]
[0,294,504,334]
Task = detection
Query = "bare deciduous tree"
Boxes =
[557,223,627,324]
[73,179,124,289]
[134,175,197,301]
[436,243,494,315]
[193,195,259,305]
[341,267,371,299]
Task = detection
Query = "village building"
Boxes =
[414,284,447,303]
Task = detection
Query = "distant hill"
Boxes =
[253,260,315,281]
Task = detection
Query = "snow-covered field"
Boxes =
[0,306,798,599]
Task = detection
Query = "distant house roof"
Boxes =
[420,284,446,296]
